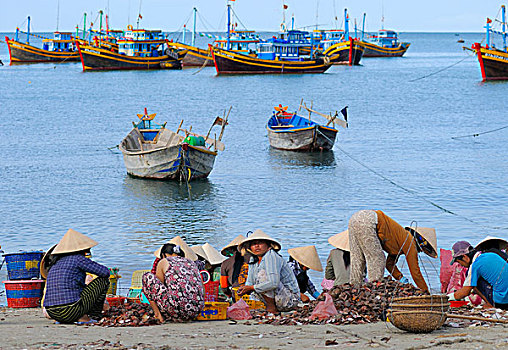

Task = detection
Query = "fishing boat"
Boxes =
[312,9,364,65]
[5,16,79,63]
[76,26,184,71]
[472,5,508,81]
[119,108,228,181]
[359,14,410,57]
[169,7,260,67]
[266,102,348,152]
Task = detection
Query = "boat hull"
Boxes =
[361,41,410,57]
[176,44,213,67]
[211,47,332,74]
[323,40,364,65]
[121,144,216,180]
[76,42,182,71]
[267,125,338,151]
[5,37,79,63]
[473,43,508,81]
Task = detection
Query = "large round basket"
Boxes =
[388,310,448,333]
[392,295,449,311]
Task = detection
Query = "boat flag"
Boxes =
[340,106,348,122]
[212,116,228,126]
[284,4,288,9]
[138,14,143,19]
[486,18,492,23]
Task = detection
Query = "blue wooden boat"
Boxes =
[266,103,347,152]
[358,14,410,57]
[119,108,228,181]
[472,5,508,81]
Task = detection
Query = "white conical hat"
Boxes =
[474,236,508,252]
[328,230,350,251]
[221,234,246,255]
[52,229,98,255]
[153,236,198,261]
[202,243,227,265]
[288,245,323,272]
[405,226,438,258]
[191,245,207,260]
[238,229,281,252]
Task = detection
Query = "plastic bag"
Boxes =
[321,278,335,291]
[309,293,338,320]
[226,298,252,320]
[440,248,481,306]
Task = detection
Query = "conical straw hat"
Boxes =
[40,244,57,279]
[474,236,508,252]
[202,243,227,265]
[288,245,323,271]
[191,245,207,260]
[328,230,350,252]
[153,236,198,261]
[238,229,281,252]
[221,234,246,255]
[405,226,438,258]
[52,229,98,255]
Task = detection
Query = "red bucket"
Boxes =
[3,280,44,308]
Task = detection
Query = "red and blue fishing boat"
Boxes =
[5,16,79,63]
[472,5,508,81]
[267,103,348,152]
[76,26,184,71]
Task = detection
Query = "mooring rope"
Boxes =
[409,54,473,82]
[451,125,508,139]
[315,129,507,230]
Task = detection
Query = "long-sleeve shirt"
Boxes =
[288,260,320,298]
[325,249,350,286]
[44,254,109,307]
[375,210,428,291]
[245,249,300,294]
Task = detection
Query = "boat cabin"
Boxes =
[43,32,75,51]
[369,30,400,48]
[268,111,318,129]
[118,29,166,58]
[257,30,311,61]
[214,30,259,54]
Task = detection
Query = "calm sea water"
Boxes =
[0,33,507,303]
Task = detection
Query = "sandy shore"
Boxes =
[1,308,507,349]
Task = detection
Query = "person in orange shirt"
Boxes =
[348,210,438,292]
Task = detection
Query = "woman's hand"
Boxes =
[237,285,255,296]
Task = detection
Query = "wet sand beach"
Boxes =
[1,308,507,349]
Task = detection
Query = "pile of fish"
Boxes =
[98,301,160,327]
[250,277,423,325]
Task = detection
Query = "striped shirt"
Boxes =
[44,254,109,307]
[245,249,300,294]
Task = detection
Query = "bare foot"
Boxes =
[103,301,110,312]
[155,313,164,323]
[77,315,91,323]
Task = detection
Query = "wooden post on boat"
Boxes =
[218,106,231,142]
[298,98,304,113]
[176,120,184,134]
[308,101,313,124]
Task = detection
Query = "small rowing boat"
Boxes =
[119,108,229,181]
[266,102,348,152]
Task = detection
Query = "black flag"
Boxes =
[340,106,348,122]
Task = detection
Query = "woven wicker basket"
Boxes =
[392,294,449,305]
[388,310,448,333]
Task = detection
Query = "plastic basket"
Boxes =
[204,281,220,302]
[3,280,44,308]
[3,251,43,280]
[127,270,149,297]
[232,287,250,303]
[246,299,265,310]
[106,296,126,307]
[197,301,229,321]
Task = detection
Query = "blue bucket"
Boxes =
[3,251,44,280]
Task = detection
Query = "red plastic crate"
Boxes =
[204,281,219,302]
[3,280,44,308]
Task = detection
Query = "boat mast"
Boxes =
[227,4,231,50]
[315,0,319,30]
[56,0,60,32]
[503,5,507,51]
[381,0,385,30]
[83,13,87,40]
[192,7,197,47]
[183,24,186,44]
[486,16,491,48]
[362,13,366,41]
[344,9,349,40]
[26,16,31,44]
[99,10,103,34]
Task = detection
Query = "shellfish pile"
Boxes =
[99,302,160,327]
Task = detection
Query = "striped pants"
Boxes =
[46,277,109,323]
[349,210,386,285]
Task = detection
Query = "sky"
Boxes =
[0,0,504,33]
